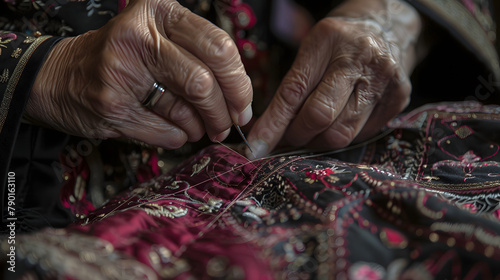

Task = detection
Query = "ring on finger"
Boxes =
[142,82,167,109]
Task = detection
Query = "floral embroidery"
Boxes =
[349,262,386,280]
[86,0,102,17]
[459,150,481,163]
[141,204,188,218]
[10,47,21,58]
[6,101,500,279]
[23,36,36,44]
[304,166,346,184]
[0,32,16,56]
[0,0,499,277]
[191,156,210,176]
[0,68,8,83]
[198,198,223,213]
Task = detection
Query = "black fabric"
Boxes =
[409,32,500,110]
[57,0,118,35]
[2,124,73,233]
[293,0,338,21]
[0,36,64,232]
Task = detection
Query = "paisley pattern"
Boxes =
[5,101,500,279]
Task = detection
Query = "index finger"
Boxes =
[245,36,332,158]
[159,1,253,127]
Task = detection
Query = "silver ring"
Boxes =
[142,82,166,109]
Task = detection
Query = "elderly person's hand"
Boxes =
[247,0,423,158]
[26,0,253,149]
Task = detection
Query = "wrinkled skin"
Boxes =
[247,0,422,158]
[27,0,253,149]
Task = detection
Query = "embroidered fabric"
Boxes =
[0,1,499,277]
[4,101,500,279]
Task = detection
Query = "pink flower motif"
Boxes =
[0,32,17,41]
[306,167,334,181]
[59,158,95,216]
[349,262,385,280]
[381,227,408,248]
[459,150,481,163]
[305,166,347,185]
[461,202,478,212]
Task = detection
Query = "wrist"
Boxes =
[26,35,92,131]
[328,0,424,74]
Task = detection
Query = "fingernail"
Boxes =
[238,104,253,126]
[248,139,268,159]
[214,128,231,142]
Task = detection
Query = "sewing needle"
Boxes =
[234,124,256,158]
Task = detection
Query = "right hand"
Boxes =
[27,0,253,149]
[246,0,422,158]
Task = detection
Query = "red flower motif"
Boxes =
[349,262,385,280]
[380,227,408,249]
[306,167,334,180]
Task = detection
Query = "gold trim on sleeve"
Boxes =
[0,35,52,133]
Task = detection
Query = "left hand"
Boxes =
[27,0,253,149]
[246,0,422,158]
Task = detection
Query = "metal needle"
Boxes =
[234,124,256,158]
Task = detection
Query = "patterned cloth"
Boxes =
[1,1,500,278]
[5,101,500,279]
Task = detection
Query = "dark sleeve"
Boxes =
[0,0,120,231]
[399,0,500,107]
[405,0,499,82]
[0,32,63,223]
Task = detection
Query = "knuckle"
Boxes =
[265,101,292,131]
[185,68,215,100]
[353,34,372,48]
[160,1,190,29]
[355,80,382,106]
[256,127,274,143]
[315,17,342,34]
[208,32,238,59]
[356,36,380,63]
[239,74,253,98]
[271,111,290,130]
[376,51,398,71]
[303,95,335,131]
[274,93,298,121]
[169,100,192,124]
[358,91,379,107]
[279,69,310,108]
[328,122,356,148]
